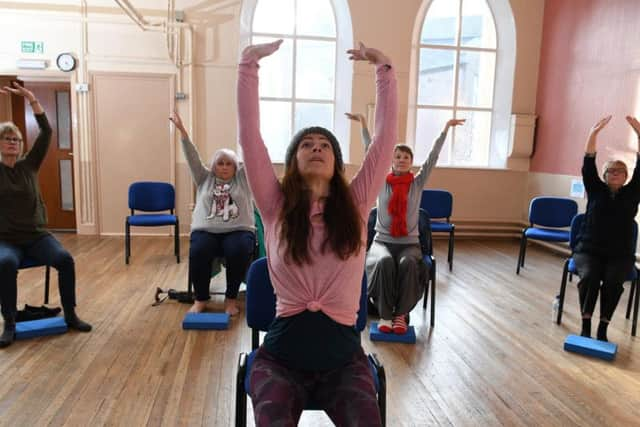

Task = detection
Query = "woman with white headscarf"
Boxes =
[170,111,255,316]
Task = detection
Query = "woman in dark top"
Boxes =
[0,82,91,348]
[575,115,640,341]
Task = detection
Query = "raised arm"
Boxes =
[237,40,284,222]
[414,119,465,187]
[349,44,398,209]
[170,111,208,185]
[1,82,51,170]
[582,115,611,193]
[625,115,640,192]
[346,112,371,152]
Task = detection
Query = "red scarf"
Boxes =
[386,172,414,237]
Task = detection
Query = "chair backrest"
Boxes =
[128,182,175,212]
[420,189,453,220]
[366,207,432,256]
[245,257,369,341]
[571,212,639,254]
[528,196,577,228]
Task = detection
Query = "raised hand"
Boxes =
[169,110,187,136]
[347,42,391,66]
[626,115,640,138]
[446,119,466,128]
[590,115,612,135]
[345,112,366,123]
[0,81,36,102]
[242,39,283,63]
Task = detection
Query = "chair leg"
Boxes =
[627,279,636,320]
[448,226,455,272]
[44,265,51,305]
[632,277,639,337]
[430,265,436,327]
[175,220,180,264]
[569,272,573,282]
[557,261,570,325]
[235,353,247,427]
[516,231,527,274]
[423,273,429,310]
[125,221,131,264]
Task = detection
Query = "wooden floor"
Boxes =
[1,234,638,427]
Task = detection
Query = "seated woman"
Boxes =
[170,111,255,316]
[574,115,640,342]
[0,82,91,348]
[238,40,396,426]
[360,115,464,334]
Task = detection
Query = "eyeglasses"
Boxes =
[606,168,626,175]
[1,137,22,143]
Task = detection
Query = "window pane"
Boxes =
[457,50,495,108]
[56,91,71,150]
[414,108,452,166]
[294,102,333,132]
[59,159,74,211]
[253,0,294,35]
[452,110,491,166]
[418,48,455,106]
[295,40,335,100]
[461,0,496,49]
[259,100,292,162]
[253,36,293,98]
[420,0,459,46]
[296,0,336,37]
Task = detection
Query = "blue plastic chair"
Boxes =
[125,182,180,264]
[367,207,436,325]
[19,257,51,304]
[556,213,639,336]
[235,257,386,426]
[420,189,455,271]
[516,196,578,274]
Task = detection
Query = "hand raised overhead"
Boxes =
[590,115,612,135]
[346,42,391,66]
[0,81,36,102]
[242,39,283,63]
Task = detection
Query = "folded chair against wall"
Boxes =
[420,189,455,271]
[235,257,386,427]
[19,257,52,304]
[367,207,436,325]
[556,213,639,336]
[125,182,179,264]
[516,196,577,275]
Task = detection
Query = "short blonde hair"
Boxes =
[603,159,628,181]
[0,122,23,160]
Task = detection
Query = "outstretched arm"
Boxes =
[170,110,208,185]
[346,112,371,152]
[582,115,611,193]
[414,119,465,187]
[349,43,398,209]
[237,40,284,222]
[1,82,51,170]
[625,115,640,193]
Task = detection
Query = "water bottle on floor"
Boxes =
[552,294,560,321]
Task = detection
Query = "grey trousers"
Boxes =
[365,240,425,320]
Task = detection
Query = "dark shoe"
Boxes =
[64,308,92,332]
[597,321,608,342]
[580,318,591,338]
[0,322,16,348]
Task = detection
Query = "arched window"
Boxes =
[239,0,353,162]
[410,0,515,167]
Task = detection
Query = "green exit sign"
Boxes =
[21,41,44,54]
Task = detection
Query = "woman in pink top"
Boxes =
[238,40,397,426]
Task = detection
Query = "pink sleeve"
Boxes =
[350,65,398,210]
[237,57,283,222]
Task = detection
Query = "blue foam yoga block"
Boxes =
[15,317,68,340]
[564,334,617,361]
[369,322,416,344]
[182,312,230,330]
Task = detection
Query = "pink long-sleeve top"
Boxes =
[237,55,397,327]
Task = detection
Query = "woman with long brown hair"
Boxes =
[237,40,396,426]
